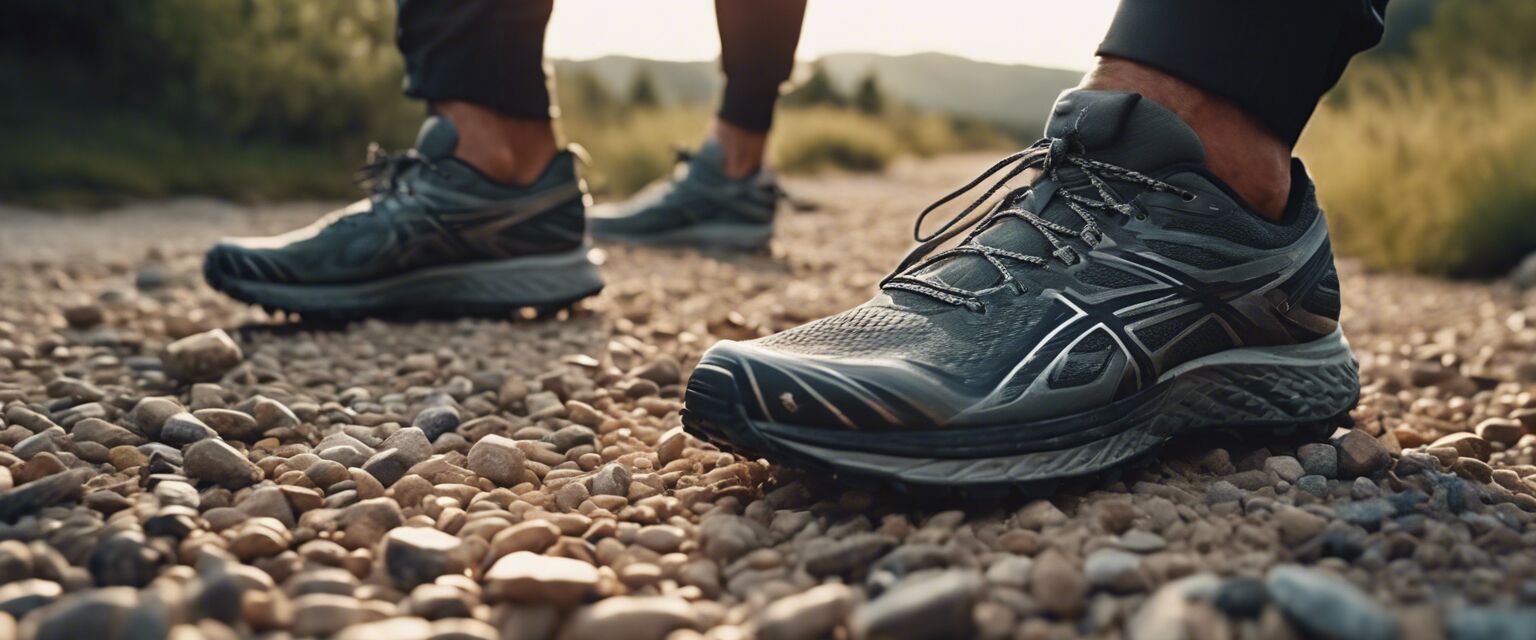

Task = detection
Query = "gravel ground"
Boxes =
[2,155,1536,640]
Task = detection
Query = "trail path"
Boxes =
[1,155,1533,639]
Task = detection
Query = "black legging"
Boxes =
[1097,0,1390,145]
[396,0,1388,143]
[396,0,807,132]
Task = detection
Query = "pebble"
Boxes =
[1030,550,1088,618]
[160,412,216,446]
[635,524,687,554]
[161,329,243,381]
[0,469,88,521]
[382,527,466,589]
[752,583,852,640]
[484,552,599,605]
[193,408,260,441]
[1473,417,1525,446]
[1334,430,1393,477]
[1266,565,1396,640]
[1265,455,1306,483]
[562,596,700,640]
[467,434,525,487]
[183,439,262,488]
[1298,443,1340,478]
[1276,506,1328,545]
[1431,432,1493,462]
[413,406,461,441]
[1084,548,1143,592]
[851,570,980,640]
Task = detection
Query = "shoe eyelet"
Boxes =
[1134,212,1148,221]
[1180,191,1197,202]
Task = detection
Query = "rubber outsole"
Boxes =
[205,247,604,321]
[590,220,773,251]
[682,333,1360,497]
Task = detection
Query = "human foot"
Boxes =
[587,138,786,251]
[682,90,1357,492]
[1081,57,1292,220]
[203,116,603,319]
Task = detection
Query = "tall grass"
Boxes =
[1301,69,1536,276]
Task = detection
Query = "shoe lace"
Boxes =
[878,135,1194,311]
[326,143,447,228]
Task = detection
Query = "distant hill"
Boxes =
[554,52,1082,134]
[818,52,1081,134]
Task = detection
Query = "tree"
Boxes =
[781,62,844,108]
[853,73,884,115]
[628,68,661,108]
[560,68,618,121]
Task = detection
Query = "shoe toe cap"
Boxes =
[687,340,938,431]
[204,241,296,286]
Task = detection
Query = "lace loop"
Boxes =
[354,143,442,198]
[879,136,1194,309]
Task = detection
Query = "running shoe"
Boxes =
[203,116,603,318]
[683,90,1358,491]
[588,139,788,250]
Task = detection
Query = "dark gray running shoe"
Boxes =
[684,90,1359,492]
[588,139,784,250]
[204,117,602,318]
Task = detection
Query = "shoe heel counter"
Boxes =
[497,152,590,251]
[1277,235,1342,337]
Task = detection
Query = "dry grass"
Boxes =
[1300,68,1536,276]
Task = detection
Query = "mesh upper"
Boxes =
[752,297,1050,386]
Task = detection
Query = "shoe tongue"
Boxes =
[911,90,1205,292]
[414,116,459,160]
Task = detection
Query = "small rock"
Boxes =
[562,596,700,640]
[1334,430,1392,478]
[413,406,461,441]
[1276,506,1328,545]
[590,463,631,497]
[1298,443,1339,478]
[635,525,687,554]
[1214,576,1267,619]
[1031,550,1087,618]
[183,439,262,489]
[803,534,895,577]
[851,570,980,640]
[1266,565,1396,640]
[753,583,852,640]
[1084,548,1143,592]
[193,409,260,442]
[382,527,466,590]
[160,412,216,446]
[1265,455,1306,483]
[3,470,95,521]
[631,358,682,386]
[467,435,525,487]
[362,448,413,487]
[161,329,243,382]
[484,552,599,605]
[1431,432,1493,462]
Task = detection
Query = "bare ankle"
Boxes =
[433,101,558,186]
[1079,57,1291,220]
[712,120,768,179]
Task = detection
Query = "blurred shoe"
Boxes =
[204,116,602,318]
[683,90,1358,492]
[588,139,789,250]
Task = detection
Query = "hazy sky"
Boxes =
[545,0,1121,71]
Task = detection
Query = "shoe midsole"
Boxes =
[217,246,604,311]
[716,328,1359,462]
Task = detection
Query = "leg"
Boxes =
[398,0,557,185]
[1085,0,1389,219]
[712,0,807,178]
[203,0,603,317]
[682,1,1382,490]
